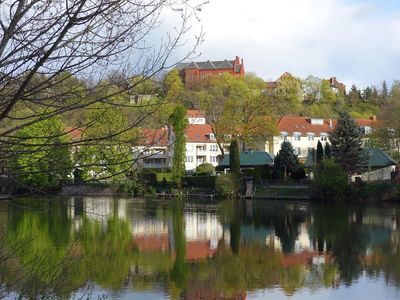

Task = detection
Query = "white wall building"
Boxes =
[184,110,225,172]
[265,116,379,161]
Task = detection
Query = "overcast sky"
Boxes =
[177,0,400,89]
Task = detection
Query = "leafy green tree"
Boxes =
[188,74,276,153]
[312,159,348,200]
[274,141,298,180]
[320,80,336,104]
[196,163,215,175]
[302,75,322,103]
[164,69,185,104]
[329,112,363,174]
[316,140,324,163]
[75,103,137,181]
[229,139,240,179]
[12,116,72,190]
[274,73,303,113]
[169,105,188,186]
[215,174,236,198]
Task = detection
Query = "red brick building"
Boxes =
[177,56,245,86]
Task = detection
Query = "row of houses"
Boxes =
[135,110,383,172]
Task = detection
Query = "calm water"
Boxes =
[1,197,400,300]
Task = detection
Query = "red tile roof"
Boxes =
[187,110,205,119]
[186,124,215,143]
[65,127,83,141]
[133,234,169,252]
[140,128,169,146]
[277,116,380,136]
[186,241,216,261]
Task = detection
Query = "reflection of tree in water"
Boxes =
[273,209,305,254]
[310,203,369,285]
[170,197,188,293]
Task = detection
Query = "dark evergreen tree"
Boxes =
[324,142,332,158]
[229,139,240,179]
[363,86,372,102]
[316,140,324,163]
[381,81,389,105]
[347,84,361,106]
[329,112,363,174]
[274,141,298,180]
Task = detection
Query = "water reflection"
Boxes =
[0,197,400,299]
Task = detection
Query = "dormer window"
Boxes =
[307,133,315,141]
[209,133,216,140]
[320,133,328,141]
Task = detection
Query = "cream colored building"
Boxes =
[263,116,379,161]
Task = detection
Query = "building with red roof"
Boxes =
[133,127,172,169]
[266,115,380,160]
[177,56,245,87]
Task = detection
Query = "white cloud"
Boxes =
[185,0,400,88]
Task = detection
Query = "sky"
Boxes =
[173,0,400,89]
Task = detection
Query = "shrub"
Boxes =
[195,163,215,175]
[182,175,216,189]
[312,159,348,200]
[215,174,237,198]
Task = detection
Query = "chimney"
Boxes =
[235,56,240,65]
[329,119,333,128]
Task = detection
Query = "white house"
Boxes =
[133,127,172,169]
[265,116,380,161]
[184,110,224,172]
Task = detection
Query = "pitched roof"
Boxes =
[140,128,169,146]
[277,116,380,136]
[185,124,215,143]
[65,127,83,141]
[187,109,205,119]
[360,148,398,168]
[219,151,274,167]
[176,59,238,71]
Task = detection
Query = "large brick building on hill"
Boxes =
[177,56,245,86]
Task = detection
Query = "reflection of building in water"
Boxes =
[68,197,127,230]
[131,209,224,261]
[185,212,223,249]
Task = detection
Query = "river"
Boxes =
[0,196,400,299]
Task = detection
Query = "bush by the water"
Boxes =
[195,163,215,175]
[182,175,216,189]
[215,174,237,198]
[312,159,348,200]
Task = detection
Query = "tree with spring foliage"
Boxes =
[169,105,188,187]
[11,116,72,191]
[329,112,363,174]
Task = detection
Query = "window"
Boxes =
[224,134,232,140]
[186,144,194,152]
[293,133,301,141]
[281,132,288,141]
[320,133,328,141]
[307,133,315,141]
[209,156,217,163]
[294,147,301,155]
[186,156,193,163]
[210,144,218,152]
[209,133,216,140]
